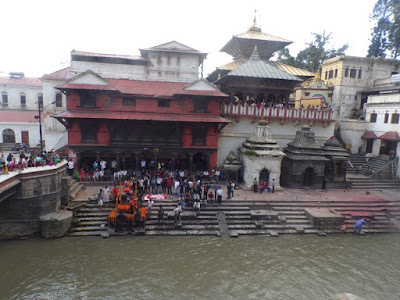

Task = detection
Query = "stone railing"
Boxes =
[221,103,335,124]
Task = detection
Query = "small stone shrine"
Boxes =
[322,136,350,188]
[239,118,285,189]
[281,125,329,188]
[222,151,241,182]
[281,126,350,189]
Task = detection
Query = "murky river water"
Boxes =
[0,235,400,300]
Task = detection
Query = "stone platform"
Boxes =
[305,208,345,228]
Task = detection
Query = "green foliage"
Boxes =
[368,0,400,58]
[277,31,348,73]
[243,149,258,156]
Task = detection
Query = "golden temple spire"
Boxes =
[249,10,261,32]
[253,10,257,27]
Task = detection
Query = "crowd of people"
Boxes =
[80,158,242,233]
[0,150,63,175]
[230,97,334,112]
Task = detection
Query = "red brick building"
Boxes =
[52,43,229,170]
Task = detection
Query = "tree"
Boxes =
[368,0,400,59]
[277,31,348,73]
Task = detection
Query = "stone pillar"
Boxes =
[76,151,81,169]
[189,153,193,170]
[154,155,158,170]
[372,139,381,156]
[171,157,176,170]
[116,152,121,170]
[135,155,140,171]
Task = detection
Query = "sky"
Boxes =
[0,0,377,78]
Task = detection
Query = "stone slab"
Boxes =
[269,230,279,237]
[249,210,278,220]
[305,208,345,228]
[40,210,73,239]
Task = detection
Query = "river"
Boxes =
[0,235,400,300]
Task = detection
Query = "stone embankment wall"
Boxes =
[0,162,71,239]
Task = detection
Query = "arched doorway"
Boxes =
[259,168,270,183]
[3,128,15,143]
[303,167,315,187]
[80,150,97,171]
[193,152,208,170]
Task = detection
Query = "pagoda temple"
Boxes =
[207,18,335,167]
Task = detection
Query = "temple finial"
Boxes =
[249,10,261,32]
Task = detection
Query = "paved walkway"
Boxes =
[75,183,400,204]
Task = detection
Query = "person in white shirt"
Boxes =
[174,180,180,195]
[216,187,223,204]
[102,185,110,203]
[140,159,146,169]
[67,159,74,176]
[100,159,107,171]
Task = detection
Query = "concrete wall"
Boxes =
[0,162,68,239]
[0,83,42,110]
[41,78,68,151]
[0,122,40,146]
[340,119,368,153]
[217,116,335,166]
[70,53,201,83]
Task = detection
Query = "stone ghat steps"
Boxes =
[69,194,400,236]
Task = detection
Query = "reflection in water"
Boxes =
[0,235,400,300]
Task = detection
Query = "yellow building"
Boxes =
[293,70,333,108]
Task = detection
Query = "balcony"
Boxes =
[221,103,335,126]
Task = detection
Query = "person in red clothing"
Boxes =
[166,177,173,194]
[79,168,86,181]
[113,185,119,202]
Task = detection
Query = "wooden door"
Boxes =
[21,131,29,144]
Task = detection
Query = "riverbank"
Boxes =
[68,183,400,237]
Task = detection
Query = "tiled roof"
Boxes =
[379,131,400,141]
[227,59,301,81]
[52,110,230,123]
[107,79,188,97]
[41,67,71,81]
[0,77,42,87]
[216,60,315,77]
[362,131,378,139]
[71,50,145,61]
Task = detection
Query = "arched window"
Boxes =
[3,128,15,143]
[20,92,26,107]
[267,94,276,104]
[312,94,327,103]
[256,93,265,104]
[2,92,8,106]
[277,94,287,104]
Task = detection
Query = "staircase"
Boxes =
[348,175,400,190]
[67,184,400,237]
[359,155,390,176]
[347,154,367,174]
[69,179,84,202]
[334,131,347,149]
